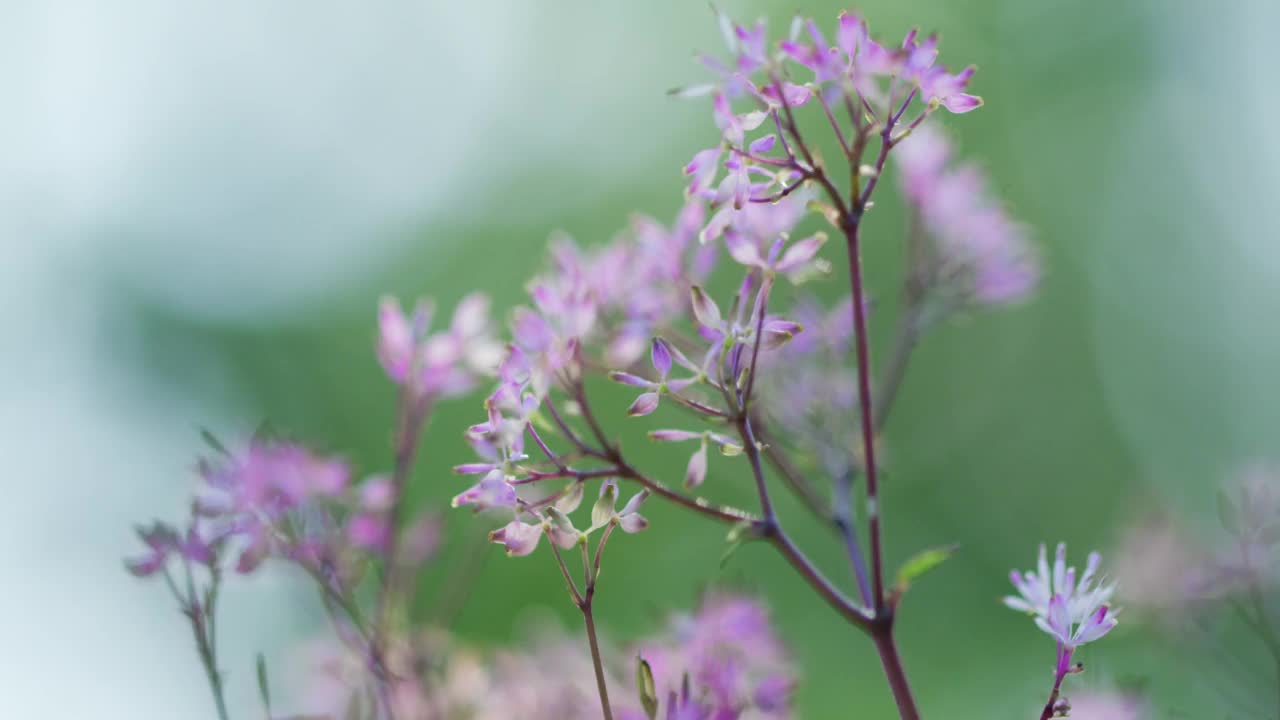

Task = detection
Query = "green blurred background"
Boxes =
[7,0,1280,717]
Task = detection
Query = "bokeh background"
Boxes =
[5,0,1280,716]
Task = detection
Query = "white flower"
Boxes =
[1005,543,1115,621]
[1006,543,1119,647]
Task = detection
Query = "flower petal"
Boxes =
[627,392,661,417]
[489,521,542,557]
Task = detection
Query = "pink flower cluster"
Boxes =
[895,124,1038,304]
[630,593,795,719]
[120,8,1109,720]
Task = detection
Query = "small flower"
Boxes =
[611,338,696,418]
[650,429,712,489]
[489,520,543,557]
[712,92,766,146]
[1006,543,1119,649]
[752,674,795,712]
[589,480,650,534]
[616,489,650,533]
[376,296,431,384]
[650,337,673,378]
[684,147,723,197]
[690,286,724,333]
[545,507,584,548]
[451,469,518,511]
[125,522,180,577]
[346,513,391,552]
[637,593,794,717]
[376,294,499,398]
[359,476,396,513]
[685,440,709,490]
[895,123,1038,305]
[625,391,661,418]
[1036,594,1119,649]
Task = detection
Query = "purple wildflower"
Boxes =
[377,294,501,397]
[637,593,795,718]
[895,123,1038,304]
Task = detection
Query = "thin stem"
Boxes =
[1039,645,1070,720]
[376,395,431,640]
[589,400,869,628]
[856,137,892,215]
[768,529,872,629]
[194,620,230,720]
[752,418,837,526]
[581,525,617,720]
[592,523,616,582]
[547,537,584,606]
[738,414,776,523]
[612,457,755,524]
[873,626,920,720]
[581,604,615,720]
[833,469,874,607]
[738,392,872,628]
[741,276,771,413]
[528,422,565,468]
[545,397,602,458]
[816,90,852,158]
[845,219,886,609]
[183,572,229,720]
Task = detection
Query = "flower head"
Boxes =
[637,593,795,718]
[377,293,502,398]
[1006,543,1118,649]
[895,123,1038,305]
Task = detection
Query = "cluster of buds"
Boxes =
[127,439,352,577]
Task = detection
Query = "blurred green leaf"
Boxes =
[256,652,272,715]
[894,544,958,596]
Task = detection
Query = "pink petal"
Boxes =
[627,392,660,417]
[489,521,542,557]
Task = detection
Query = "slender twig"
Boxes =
[564,384,870,628]
[1039,645,1070,720]
[734,292,875,625]
[375,395,431,638]
[171,558,229,720]
[550,527,616,720]
[738,414,777,523]
[741,276,771,414]
[768,529,871,628]
[752,418,837,525]
[547,536,583,605]
[612,455,755,525]
[581,604,615,720]
[844,219,886,609]
[544,397,604,459]
[832,468,874,607]
[873,624,920,719]
[816,90,852,158]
